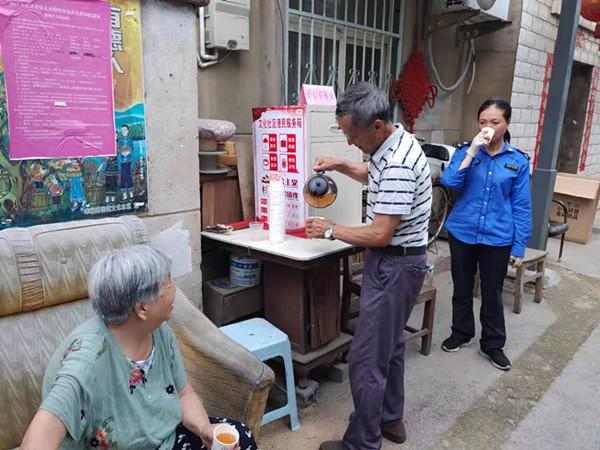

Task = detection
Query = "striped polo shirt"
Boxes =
[366,124,432,247]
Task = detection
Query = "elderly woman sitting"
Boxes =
[21,245,257,450]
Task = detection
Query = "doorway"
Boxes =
[557,61,593,174]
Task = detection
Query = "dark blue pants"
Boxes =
[448,233,511,351]
[343,249,428,450]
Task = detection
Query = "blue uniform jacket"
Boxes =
[440,141,532,257]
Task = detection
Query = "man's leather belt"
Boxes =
[379,245,427,256]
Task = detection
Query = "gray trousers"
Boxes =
[343,249,428,450]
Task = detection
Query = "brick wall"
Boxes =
[510,0,559,159]
[511,0,600,228]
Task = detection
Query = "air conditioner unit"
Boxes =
[431,0,510,23]
[205,0,251,51]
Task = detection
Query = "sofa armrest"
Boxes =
[169,289,274,437]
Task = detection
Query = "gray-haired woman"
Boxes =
[21,245,257,450]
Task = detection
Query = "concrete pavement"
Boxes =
[259,236,600,450]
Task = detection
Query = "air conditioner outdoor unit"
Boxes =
[431,0,510,23]
[205,0,251,51]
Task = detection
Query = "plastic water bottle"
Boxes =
[268,173,286,243]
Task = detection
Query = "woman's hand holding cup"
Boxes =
[473,127,495,147]
[210,423,240,450]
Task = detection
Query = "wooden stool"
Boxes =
[507,248,548,314]
[341,254,436,355]
[473,248,548,314]
[405,284,437,355]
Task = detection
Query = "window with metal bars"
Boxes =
[284,0,405,106]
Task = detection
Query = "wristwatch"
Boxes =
[324,224,335,240]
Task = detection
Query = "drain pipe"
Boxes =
[198,6,220,67]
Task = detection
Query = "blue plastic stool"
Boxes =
[220,318,300,431]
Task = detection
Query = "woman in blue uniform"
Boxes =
[440,99,532,371]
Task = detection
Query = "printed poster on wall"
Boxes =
[0,0,148,229]
[0,0,115,160]
[252,106,307,230]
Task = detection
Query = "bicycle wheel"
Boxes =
[428,183,449,246]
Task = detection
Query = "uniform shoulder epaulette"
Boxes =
[513,148,530,160]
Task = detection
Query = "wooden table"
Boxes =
[201,229,354,387]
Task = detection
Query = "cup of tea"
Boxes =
[481,126,495,143]
[211,423,239,450]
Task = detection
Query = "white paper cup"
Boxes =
[211,423,239,450]
[481,126,495,141]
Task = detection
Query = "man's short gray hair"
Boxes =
[336,82,392,128]
[88,245,172,324]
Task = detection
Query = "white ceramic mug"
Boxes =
[211,423,239,450]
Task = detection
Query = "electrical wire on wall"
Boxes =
[466,50,477,95]
[427,32,476,93]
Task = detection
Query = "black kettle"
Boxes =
[303,171,338,208]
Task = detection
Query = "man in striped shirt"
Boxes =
[306,82,431,450]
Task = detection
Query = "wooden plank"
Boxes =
[307,262,341,349]
[263,261,308,354]
[201,178,243,228]
[234,135,256,220]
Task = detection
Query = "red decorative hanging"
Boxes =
[581,0,600,22]
[389,27,437,133]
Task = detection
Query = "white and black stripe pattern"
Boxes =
[367,125,432,247]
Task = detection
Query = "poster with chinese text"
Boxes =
[252,106,307,230]
[0,0,148,229]
[0,0,116,160]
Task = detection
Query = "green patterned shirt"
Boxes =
[41,318,187,450]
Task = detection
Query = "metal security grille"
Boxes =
[284,0,404,105]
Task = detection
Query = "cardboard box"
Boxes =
[202,277,262,326]
[550,173,600,244]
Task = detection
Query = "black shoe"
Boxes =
[479,348,512,371]
[441,335,473,352]
[381,418,407,444]
[348,413,408,444]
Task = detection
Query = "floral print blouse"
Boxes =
[40,318,187,450]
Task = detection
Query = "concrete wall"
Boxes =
[404,1,466,146]
[407,1,522,146]
[197,0,285,135]
[460,0,522,142]
[141,0,202,306]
